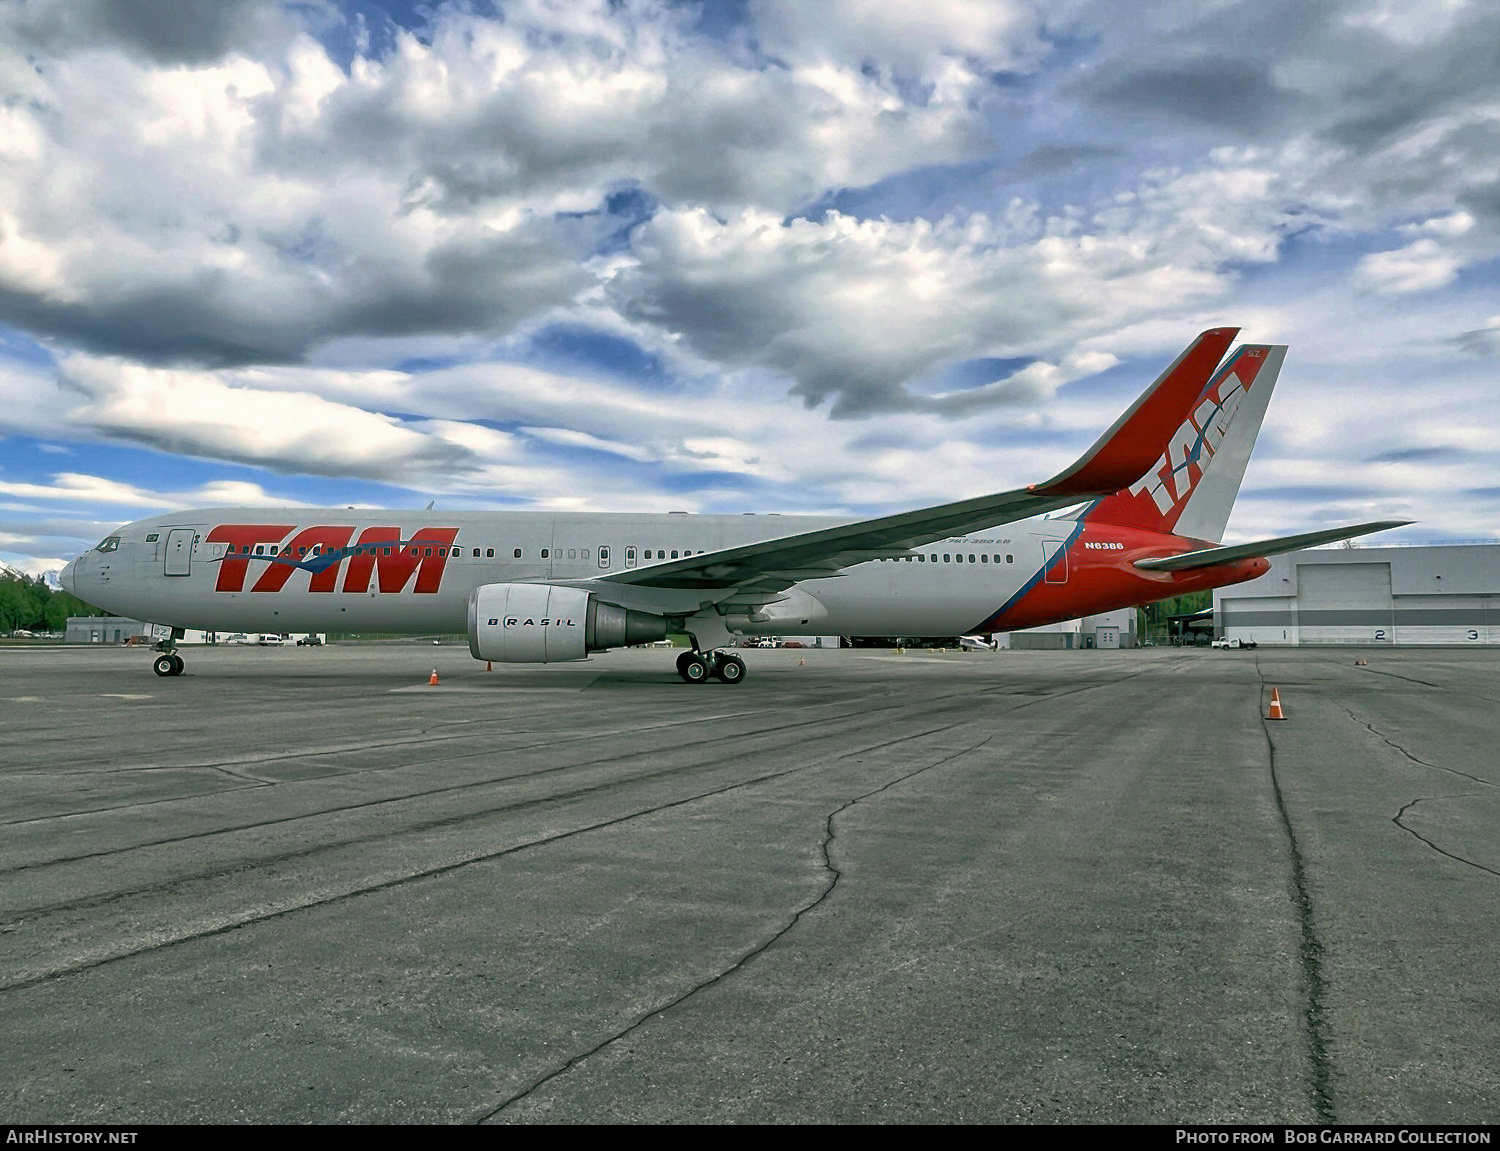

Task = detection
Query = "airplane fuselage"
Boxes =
[64,506,1268,641]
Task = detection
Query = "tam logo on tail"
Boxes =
[1082,345,1280,537]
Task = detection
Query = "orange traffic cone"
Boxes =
[429,668,440,686]
[1267,686,1286,720]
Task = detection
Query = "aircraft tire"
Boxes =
[153,654,176,677]
[679,653,711,683]
[675,650,696,676]
[713,654,746,683]
[169,654,185,675]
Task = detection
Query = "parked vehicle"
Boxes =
[1211,637,1257,650]
[256,634,284,646]
[296,635,323,646]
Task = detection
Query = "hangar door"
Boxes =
[1296,562,1392,643]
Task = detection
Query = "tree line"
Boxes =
[0,573,105,634]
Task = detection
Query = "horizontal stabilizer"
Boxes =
[1133,520,1413,572]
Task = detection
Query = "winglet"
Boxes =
[1030,327,1239,498]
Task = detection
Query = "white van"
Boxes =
[256,634,285,646]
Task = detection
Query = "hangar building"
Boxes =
[1215,542,1499,646]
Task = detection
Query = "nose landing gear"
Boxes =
[676,650,746,684]
[151,626,186,676]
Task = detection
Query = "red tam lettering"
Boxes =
[341,527,459,594]
[251,525,355,593]
[205,525,295,592]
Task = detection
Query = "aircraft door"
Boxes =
[164,528,195,577]
[1042,539,1068,584]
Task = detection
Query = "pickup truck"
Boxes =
[1210,637,1258,650]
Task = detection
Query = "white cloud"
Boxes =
[750,0,1044,79]
[58,356,469,479]
[0,473,175,508]
[606,158,1290,415]
[0,0,1028,370]
[1353,238,1462,294]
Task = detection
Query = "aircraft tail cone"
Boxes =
[429,668,440,686]
[1267,686,1286,721]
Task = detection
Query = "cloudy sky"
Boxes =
[2,0,1498,576]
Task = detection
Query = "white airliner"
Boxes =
[60,328,1407,682]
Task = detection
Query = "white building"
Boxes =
[65,617,324,645]
[1005,608,1137,650]
[65,616,148,644]
[1215,543,1499,646]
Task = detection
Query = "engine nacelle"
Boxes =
[467,583,670,663]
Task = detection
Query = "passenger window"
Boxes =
[671,550,679,559]
[1006,554,1013,563]
[486,548,494,558]
[568,548,576,559]
[918,554,925,562]
[424,548,433,557]
[383,547,392,556]
[581,549,589,559]
[541,548,549,559]
[943,554,950,562]
[472,548,480,557]
[980,554,988,563]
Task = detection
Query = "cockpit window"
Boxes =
[96,536,120,553]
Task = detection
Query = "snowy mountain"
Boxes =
[0,560,63,589]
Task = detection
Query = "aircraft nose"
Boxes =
[59,557,77,595]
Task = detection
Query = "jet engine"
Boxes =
[467,583,671,663]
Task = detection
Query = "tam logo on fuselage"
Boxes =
[203,525,460,594]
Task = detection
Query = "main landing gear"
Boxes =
[676,649,746,684]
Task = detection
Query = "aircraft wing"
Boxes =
[1132,520,1413,572]
[599,327,1240,596]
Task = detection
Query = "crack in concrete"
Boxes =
[1335,703,1498,879]
[1335,702,1497,790]
[1255,657,1336,1124]
[1392,795,1500,879]
[475,735,993,1123]
[1344,660,1500,705]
